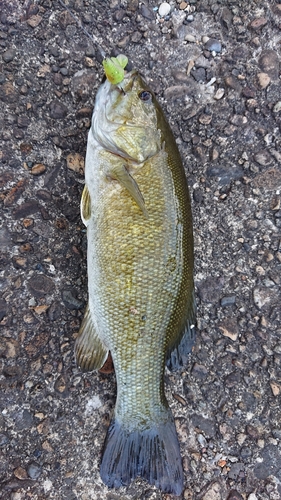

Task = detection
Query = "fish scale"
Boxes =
[75,69,195,495]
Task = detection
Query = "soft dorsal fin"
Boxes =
[109,163,148,218]
[75,304,108,372]
[166,293,196,372]
[80,185,91,226]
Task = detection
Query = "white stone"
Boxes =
[85,395,102,414]
[158,2,171,17]
[248,494,258,500]
[214,88,225,100]
[185,34,196,42]
[43,480,53,493]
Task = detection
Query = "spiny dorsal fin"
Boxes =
[80,185,91,226]
[75,304,108,372]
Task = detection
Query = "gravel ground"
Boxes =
[1,1,281,499]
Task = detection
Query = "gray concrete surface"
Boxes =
[1,1,281,499]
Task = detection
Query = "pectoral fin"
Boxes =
[110,164,148,218]
[75,304,108,372]
[81,185,91,226]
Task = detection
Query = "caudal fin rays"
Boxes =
[100,412,184,496]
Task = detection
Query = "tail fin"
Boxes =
[100,413,184,496]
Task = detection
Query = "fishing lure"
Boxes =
[102,54,129,85]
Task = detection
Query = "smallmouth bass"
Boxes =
[75,64,196,495]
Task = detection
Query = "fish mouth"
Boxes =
[109,69,139,93]
[103,70,140,125]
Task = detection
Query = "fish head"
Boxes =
[92,70,162,163]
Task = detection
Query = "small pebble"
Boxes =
[27,15,42,28]
[205,38,222,52]
[49,100,68,119]
[185,34,196,42]
[218,318,238,341]
[27,462,42,480]
[227,462,244,480]
[28,274,55,297]
[230,115,247,126]
[273,101,281,113]
[198,113,212,125]
[30,163,46,176]
[249,17,268,30]
[225,75,242,92]
[192,363,208,379]
[62,289,84,310]
[270,381,280,396]
[158,2,171,17]
[221,296,236,307]
[3,49,16,62]
[184,489,194,500]
[214,88,225,100]
[253,286,275,309]
[259,49,279,80]
[66,153,85,174]
[197,433,207,447]
[131,31,142,43]
[192,68,206,82]
[221,7,233,28]
[257,72,271,89]
[14,466,28,480]
[254,150,272,166]
[205,77,216,87]
[140,3,155,20]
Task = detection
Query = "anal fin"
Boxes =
[75,304,108,372]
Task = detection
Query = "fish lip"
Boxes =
[107,69,139,94]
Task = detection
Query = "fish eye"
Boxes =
[139,90,152,102]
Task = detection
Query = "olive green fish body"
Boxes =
[76,71,195,495]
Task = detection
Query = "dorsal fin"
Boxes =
[166,293,196,372]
